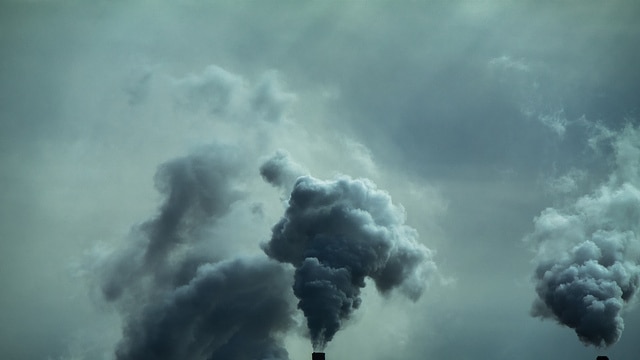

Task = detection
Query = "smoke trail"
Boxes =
[528,127,640,347]
[99,145,246,302]
[259,150,307,195]
[174,65,294,122]
[96,145,296,360]
[263,175,437,350]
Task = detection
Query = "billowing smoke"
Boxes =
[528,127,640,347]
[95,145,296,360]
[115,257,294,360]
[259,150,307,195]
[99,144,246,302]
[262,174,437,350]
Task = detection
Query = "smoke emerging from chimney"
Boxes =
[263,174,437,350]
[89,63,437,359]
[528,126,640,347]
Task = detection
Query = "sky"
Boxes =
[1,1,640,359]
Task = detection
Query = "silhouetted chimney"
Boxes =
[312,352,325,360]
[596,357,609,360]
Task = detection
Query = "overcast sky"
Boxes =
[2,1,640,359]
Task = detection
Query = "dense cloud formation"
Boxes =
[263,175,436,349]
[97,145,296,360]
[529,128,640,347]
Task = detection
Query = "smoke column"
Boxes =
[528,126,640,347]
[96,145,296,360]
[262,173,437,350]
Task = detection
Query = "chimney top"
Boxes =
[312,352,325,360]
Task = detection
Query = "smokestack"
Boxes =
[312,352,325,360]
[596,357,609,360]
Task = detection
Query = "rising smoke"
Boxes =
[259,150,307,196]
[95,144,297,360]
[91,59,434,358]
[95,143,432,359]
[262,169,437,350]
[529,126,640,347]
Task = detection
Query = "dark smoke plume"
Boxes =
[259,150,307,195]
[99,145,246,302]
[96,145,296,360]
[115,257,295,360]
[263,175,436,350]
[529,184,640,347]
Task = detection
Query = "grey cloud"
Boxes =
[263,175,436,350]
[488,56,569,138]
[276,1,640,186]
[612,125,640,183]
[543,169,587,197]
[99,144,246,302]
[538,110,568,138]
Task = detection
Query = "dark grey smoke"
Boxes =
[115,257,295,360]
[263,175,436,350]
[259,151,306,195]
[99,145,246,302]
[96,145,296,360]
[529,183,640,347]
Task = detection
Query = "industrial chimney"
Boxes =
[312,352,325,360]
[596,357,609,360]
